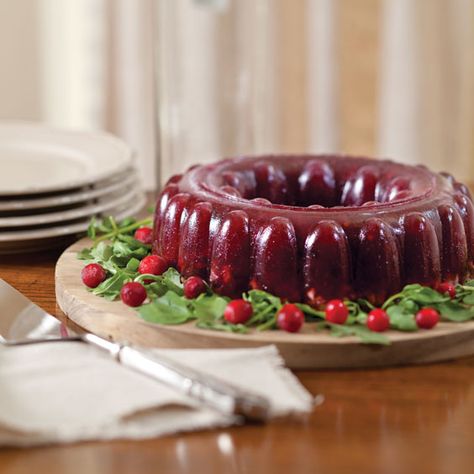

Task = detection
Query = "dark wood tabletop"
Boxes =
[1,247,474,474]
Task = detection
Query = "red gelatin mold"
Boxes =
[153,155,474,305]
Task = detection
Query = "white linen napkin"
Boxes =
[0,343,313,447]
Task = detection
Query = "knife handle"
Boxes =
[83,333,270,421]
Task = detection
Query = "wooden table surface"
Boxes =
[1,247,474,474]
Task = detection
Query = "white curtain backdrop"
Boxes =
[39,0,156,189]
[378,0,474,179]
[34,0,474,188]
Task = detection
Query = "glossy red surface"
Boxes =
[153,155,474,304]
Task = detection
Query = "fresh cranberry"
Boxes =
[436,282,456,299]
[415,307,440,329]
[81,263,106,288]
[120,282,147,307]
[325,299,349,324]
[184,276,207,299]
[134,227,153,244]
[366,308,390,332]
[224,299,253,324]
[277,303,304,333]
[138,255,168,278]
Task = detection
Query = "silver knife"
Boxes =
[0,278,270,421]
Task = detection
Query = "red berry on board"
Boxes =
[366,308,390,332]
[184,276,207,299]
[120,282,147,307]
[81,263,106,288]
[224,299,253,324]
[325,299,349,324]
[415,307,440,329]
[138,255,168,278]
[134,227,153,244]
[277,303,304,333]
[436,282,456,299]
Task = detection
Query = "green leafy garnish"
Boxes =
[386,305,418,331]
[87,215,152,246]
[192,294,229,321]
[435,301,474,322]
[78,214,474,346]
[244,290,282,326]
[139,291,195,324]
[92,272,131,301]
[462,294,474,305]
[316,322,390,345]
[196,321,249,333]
[295,303,325,320]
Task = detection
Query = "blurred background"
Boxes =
[0,0,473,190]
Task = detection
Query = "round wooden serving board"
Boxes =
[55,237,474,369]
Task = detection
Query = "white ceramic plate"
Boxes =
[0,193,147,253]
[0,169,138,212]
[0,184,141,228]
[0,122,133,196]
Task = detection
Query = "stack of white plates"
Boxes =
[0,122,146,254]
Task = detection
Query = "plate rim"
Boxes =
[0,121,134,196]
[0,193,147,243]
[0,169,139,212]
[0,185,141,228]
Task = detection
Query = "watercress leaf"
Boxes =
[320,322,390,345]
[247,290,282,310]
[295,303,325,319]
[160,268,184,295]
[97,216,114,233]
[246,305,276,326]
[387,305,418,331]
[162,267,182,286]
[196,321,248,333]
[355,311,368,324]
[348,325,390,345]
[345,300,361,317]
[191,294,229,322]
[405,286,449,305]
[138,291,194,324]
[117,234,136,245]
[91,242,113,262]
[77,244,115,269]
[92,272,130,300]
[402,284,423,292]
[463,280,474,288]
[147,281,168,298]
[462,293,474,305]
[77,248,93,260]
[118,217,136,228]
[242,290,282,326]
[126,257,140,272]
[357,298,376,311]
[109,255,130,268]
[112,240,135,257]
[111,242,148,263]
[87,217,98,239]
[117,233,151,251]
[131,247,149,260]
[399,298,419,313]
[98,260,121,275]
[256,315,277,331]
[382,291,405,309]
[436,301,474,322]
